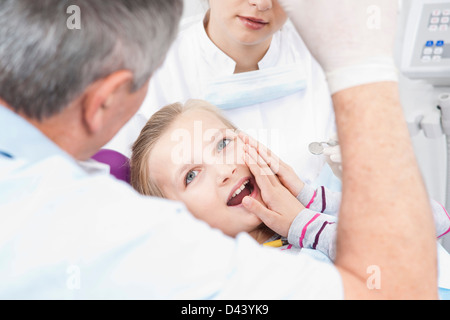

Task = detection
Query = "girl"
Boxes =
[108,0,338,190]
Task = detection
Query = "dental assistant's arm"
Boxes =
[277,0,438,299]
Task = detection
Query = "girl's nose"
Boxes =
[248,0,273,11]
[216,164,237,186]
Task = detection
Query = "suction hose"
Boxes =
[439,93,450,210]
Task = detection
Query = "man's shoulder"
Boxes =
[0,153,190,262]
[0,153,185,217]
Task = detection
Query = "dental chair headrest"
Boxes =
[92,149,131,184]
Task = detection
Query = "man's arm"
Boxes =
[275,0,439,299]
[242,84,439,298]
[242,82,438,298]
[333,82,437,299]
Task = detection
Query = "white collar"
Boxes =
[196,12,284,75]
[77,159,111,176]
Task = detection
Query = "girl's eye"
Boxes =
[185,170,199,186]
[217,138,231,152]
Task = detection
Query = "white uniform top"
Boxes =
[106,17,337,186]
[0,105,343,299]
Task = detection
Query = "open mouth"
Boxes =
[226,178,256,207]
[238,16,269,30]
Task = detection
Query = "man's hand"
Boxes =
[278,0,399,94]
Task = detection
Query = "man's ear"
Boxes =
[81,70,134,134]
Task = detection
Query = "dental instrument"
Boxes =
[308,140,339,156]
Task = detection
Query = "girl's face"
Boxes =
[208,0,288,46]
[148,109,264,237]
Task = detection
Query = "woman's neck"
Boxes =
[205,13,272,74]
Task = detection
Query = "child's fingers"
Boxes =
[238,132,249,144]
[242,197,278,228]
[244,153,274,192]
[245,144,278,186]
[239,132,282,175]
[254,143,281,175]
[242,196,289,237]
[241,133,278,162]
[243,138,304,198]
[239,132,269,157]
[238,131,251,146]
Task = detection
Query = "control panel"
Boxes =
[401,0,450,86]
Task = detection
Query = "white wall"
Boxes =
[181,0,207,21]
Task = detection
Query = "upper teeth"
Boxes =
[231,180,249,199]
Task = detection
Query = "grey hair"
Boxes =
[0,0,183,120]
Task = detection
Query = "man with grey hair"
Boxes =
[0,0,439,300]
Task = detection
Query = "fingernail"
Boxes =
[242,197,251,206]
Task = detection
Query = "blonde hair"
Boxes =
[130,99,237,198]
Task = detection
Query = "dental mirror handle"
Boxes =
[309,140,339,155]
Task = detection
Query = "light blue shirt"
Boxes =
[0,106,343,299]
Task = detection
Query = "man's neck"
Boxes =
[29,110,93,161]
[0,98,88,161]
[0,97,11,110]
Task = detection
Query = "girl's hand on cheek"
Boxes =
[242,143,305,237]
[238,132,305,197]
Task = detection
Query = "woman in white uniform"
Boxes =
[107,0,337,187]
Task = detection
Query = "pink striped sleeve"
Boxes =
[305,191,317,209]
[299,213,321,248]
[438,202,450,238]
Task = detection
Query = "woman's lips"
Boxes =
[238,16,269,31]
